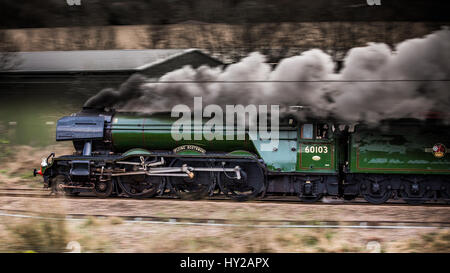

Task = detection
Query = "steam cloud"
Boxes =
[84,28,450,124]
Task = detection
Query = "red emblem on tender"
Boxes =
[432,143,446,158]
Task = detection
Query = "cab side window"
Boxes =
[302,124,313,139]
[316,124,329,139]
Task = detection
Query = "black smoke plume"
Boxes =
[85,28,450,124]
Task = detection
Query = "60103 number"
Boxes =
[304,145,328,154]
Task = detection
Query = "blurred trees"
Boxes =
[0,31,21,71]
[0,22,444,64]
[0,0,448,28]
[0,0,447,65]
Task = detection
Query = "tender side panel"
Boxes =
[349,125,450,174]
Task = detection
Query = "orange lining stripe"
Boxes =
[355,146,450,172]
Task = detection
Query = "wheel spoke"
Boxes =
[51,175,68,197]
[400,180,430,205]
[94,180,113,198]
[218,161,264,201]
[116,175,159,198]
[362,191,391,204]
[169,160,211,200]
[361,179,392,204]
[115,156,160,198]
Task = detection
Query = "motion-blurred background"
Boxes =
[0,0,449,254]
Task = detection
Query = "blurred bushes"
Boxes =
[6,215,68,253]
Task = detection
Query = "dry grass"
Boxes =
[1,209,449,253]
[2,215,68,253]
[0,143,73,188]
[77,223,449,253]
[109,217,124,225]
[390,230,450,253]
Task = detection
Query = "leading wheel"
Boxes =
[51,175,67,197]
[93,180,113,198]
[218,161,265,202]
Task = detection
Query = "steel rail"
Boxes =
[0,209,448,230]
[0,188,449,207]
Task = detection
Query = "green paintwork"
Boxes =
[251,130,298,172]
[349,123,450,174]
[226,150,258,158]
[120,148,153,159]
[298,139,337,174]
[110,113,341,173]
[111,113,256,153]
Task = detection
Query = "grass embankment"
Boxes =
[1,209,449,253]
[0,143,73,188]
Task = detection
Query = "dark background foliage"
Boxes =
[0,0,448,29]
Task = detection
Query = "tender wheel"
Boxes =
[440,185,450,204]
[361,181,392,205]
[400,180,430,205]
[362,191,391,204]
[169,160,211,200]
[218,161,265,201]
[343,195,357,201]
[93,180,113,198]
[403,198,426,205]
[298,194,323,203]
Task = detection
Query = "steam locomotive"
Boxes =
[34,107,450,204]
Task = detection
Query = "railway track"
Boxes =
[0,208,449,230]
[0,187,449,207]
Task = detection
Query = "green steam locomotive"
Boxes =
[34,107,450,204]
